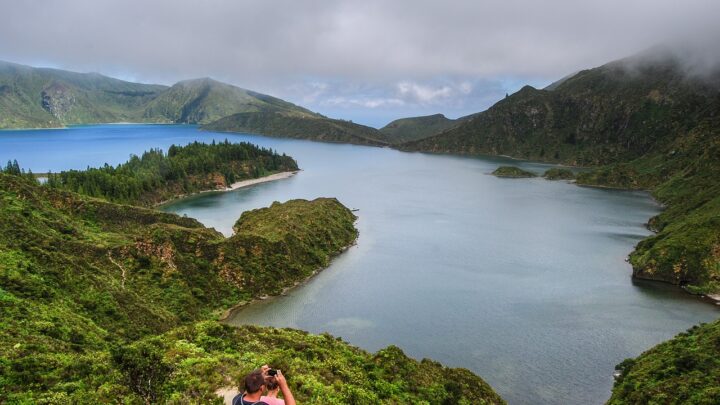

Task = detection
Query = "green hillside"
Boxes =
[203,111,390,146]
[402,49,719,166]
[0,60,167,128]
[609,319,720,404]
[402,48,720,296]
[142,78,317,124]
[0,171,503,403]
[0,62,316,128]
[380,113,462,143]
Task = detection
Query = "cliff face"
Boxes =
[40,82,76,120]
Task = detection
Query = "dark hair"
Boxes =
[244,370,266,393]
[266,376,279,391]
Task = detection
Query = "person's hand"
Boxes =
[275,370,288,387]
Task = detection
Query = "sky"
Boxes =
[0,0,718,127]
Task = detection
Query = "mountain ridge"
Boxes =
[0,61,316,128]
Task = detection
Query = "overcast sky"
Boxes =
[1,0,718,127]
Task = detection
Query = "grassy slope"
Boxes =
[203,111,390,146]
[0,173,503,403]
[142,78,317,124]
[379,113,461,144]
[608,320,720,404]
[402,49,719,166]
[0,61,167,128]
[0,62,316,128]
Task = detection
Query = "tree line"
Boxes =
[45,140,298,205]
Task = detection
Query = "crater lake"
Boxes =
[2,124,717,404]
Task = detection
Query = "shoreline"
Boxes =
[226,171,297,191]
[0,121,180,131]
[218,239,357,322]
[155,170,299,207]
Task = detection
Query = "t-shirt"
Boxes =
[231,393,269,405]
[260,396,285,405]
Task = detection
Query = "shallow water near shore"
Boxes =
[2,124,718,405]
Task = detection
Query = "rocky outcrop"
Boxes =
[41,82,76,120]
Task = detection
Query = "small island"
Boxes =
[492,165,537,178]
[543,167,575,180]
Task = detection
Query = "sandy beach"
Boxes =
[226,170,298,191]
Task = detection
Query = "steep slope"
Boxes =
[0,60,166,128]
[609,319,720,404]
[403,49,719,166]
[403,49,720,296]
[203,111,390,146]
[142,77,317,124]
[0,172,503,404]
[380,113,462,143]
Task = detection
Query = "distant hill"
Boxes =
[203,111,390,146]
[0,62,316,128]
[0,61,392,146]
[0,60,166,128]
[401,48,720,166]
[379,113,463,143]
[142,77,317,124]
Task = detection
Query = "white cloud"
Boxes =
[396,82,453,104]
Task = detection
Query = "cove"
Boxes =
[2,124,717,404]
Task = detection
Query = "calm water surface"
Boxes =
[2,125,717,404]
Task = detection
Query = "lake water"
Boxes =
[2,124,718,404]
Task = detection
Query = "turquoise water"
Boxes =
[2,124,717,404]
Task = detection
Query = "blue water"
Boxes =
[2,124,717,405]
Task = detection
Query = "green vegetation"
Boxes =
[380,113,464,144]
[491,166,537,178]
[574,118,720,295]
[0,60,166,128]
[609,319,720,404]
[0,61,316,128]
[118,322,504,404]
[203,111,390,146]
[0,172,503,403]
[543,168,575,180]
[142,78,317,124]
[46,140,297,206]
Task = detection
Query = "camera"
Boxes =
[267,369,277,376]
